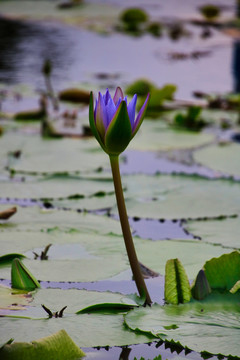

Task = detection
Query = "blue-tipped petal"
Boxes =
[105,97,117,127]
[95,92,108,140]
[132,93,150,137]
[103,88,110,105]
[127,94,137,128]
[113,87,124,105]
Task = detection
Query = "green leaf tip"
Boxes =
[0,329,85,360]
[164,258,191,305]
[11,258,41,291]
[191,269,211,300]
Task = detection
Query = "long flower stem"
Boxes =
[110,155,152,305]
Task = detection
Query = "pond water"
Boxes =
[0,0,238,100]
[0,1,240,360]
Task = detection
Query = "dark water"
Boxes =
[0,14,238,99]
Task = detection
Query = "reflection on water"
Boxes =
[233,40,240,92]
[0,15,236,99]
[0,17,72,87]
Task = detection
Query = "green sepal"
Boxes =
[164,258,191,305]
[191,269,211,300]
[0,329,85,360]
[105,101,132,155]
[11,258,41,291]
[89,92,107,152]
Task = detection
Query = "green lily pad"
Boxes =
[1,132,109,174]
[0,206,122,236]
[0,176,114,202]
[115,174,240,219]
[129,120,214,151]
[0,218,231,282]
[194,143,240,177]
[1,288,153,347]
[0,329,85,360]
[125,293,240,357]
[183,216,240,249]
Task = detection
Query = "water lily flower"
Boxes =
[89,87,150,156]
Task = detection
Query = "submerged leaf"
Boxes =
[164,258,191,304]
[76,302,137,314]
[11,259,41,290]
[0,329,85,360]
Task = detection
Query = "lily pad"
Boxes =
[129,120,214,151]
[125,294,240,357]
[183,216,240,249]
[0,206,122,236]
[0,288,153,347]
[114,174,240,219]
[194,143,240,177]
[1,132,109,174]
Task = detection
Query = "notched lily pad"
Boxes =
[125,292,240,357]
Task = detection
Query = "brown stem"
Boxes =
[110,155,152,305]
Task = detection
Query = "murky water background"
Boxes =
[0,0,238,99]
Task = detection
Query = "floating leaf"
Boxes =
[183,216,240,249]
[11,258,41,290]
[125,293,240,357]
[0,289,154,347]
[194,143,240,177]
[0,329,85,360]
[164,258,191,304]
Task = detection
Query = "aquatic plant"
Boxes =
[199,5,221,20]
[89,87,151,304]
[120,7,148,32]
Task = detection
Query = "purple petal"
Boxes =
[103,88,110,105]
[127,94,137,128]
[95,92,108,139]
[105,97,117,127]
[132,93,150,136]
[113,87,124,105]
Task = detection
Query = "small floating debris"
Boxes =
[0,206,17,220]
